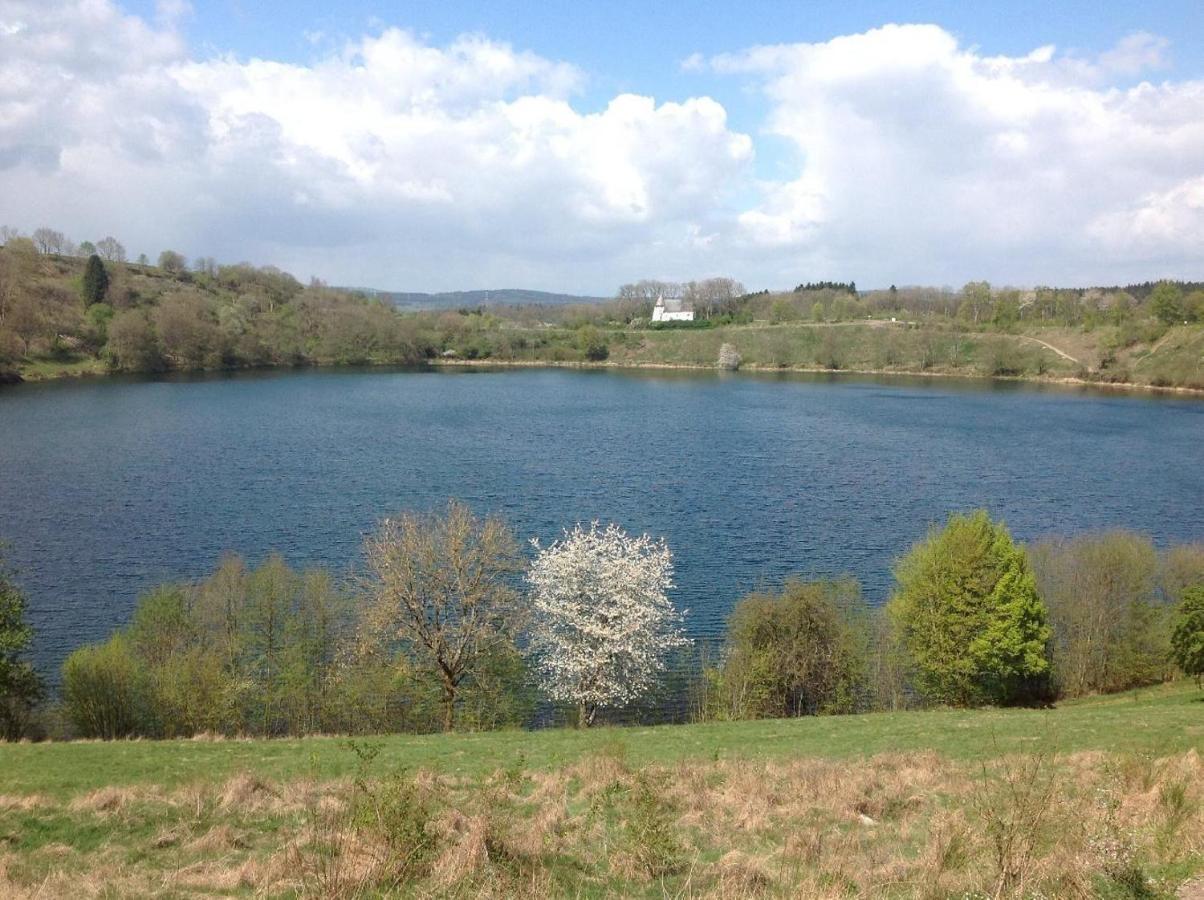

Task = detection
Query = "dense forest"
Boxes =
[3,225,1204,388]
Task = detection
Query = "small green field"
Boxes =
[1,681,1200,799]
[1,683,1201,898]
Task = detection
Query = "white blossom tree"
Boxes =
[526,522,689,727]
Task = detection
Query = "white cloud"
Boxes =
[1,6,1203,290]
[714,24,1204,286]
[0,1,751,291]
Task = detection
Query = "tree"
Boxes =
[152,293,222,368]
[961,281,992,325]
[0,553,43,740]
[361,501,524,732]
[78,241,96,256]
[31,227,67,255]
[158,250,187,274]
[527,522,688,726]
[887,510,1052,707]
[1029,532,1171,696]
[1170,586,1204,689]
[105,308,162,371]
[96,237,126,263]
[1148,282,1184,325]
[81,254,109,306]
[684,277,746,319]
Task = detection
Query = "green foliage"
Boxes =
[80,254,108,306]
[57,547,534,740]
[1170,586,1204,687]
[157,249,187,274]
[622,772,685,877]
[0,554,43,740]
[104,309,163,371]
[575,324,609,361]
[888,511,1052,707]
[1030,532,1173,696]
[61,635,153,739]
[1148,282,1185,325]
[703,578,870,719]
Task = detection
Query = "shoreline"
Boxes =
[10,355,1204,398]
[428,357,1204,397]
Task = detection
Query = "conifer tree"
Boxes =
[81,253,109,306]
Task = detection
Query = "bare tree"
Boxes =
[617,279,682,302]
[360,500,524,731]
[684,277,746,319]
[96,237,126,263]
[31,227,67,255]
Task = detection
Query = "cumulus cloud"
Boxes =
[714,24,1204,285]
[0,0,751,290]
[1,4,1203,290]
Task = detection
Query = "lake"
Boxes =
[1,367,1203,678]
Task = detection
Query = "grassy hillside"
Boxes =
[3,242,1203,391]
[0,683,1200,897]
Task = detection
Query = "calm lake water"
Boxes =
[2,367,1203,677]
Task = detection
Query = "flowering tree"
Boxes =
[526,523,689,726]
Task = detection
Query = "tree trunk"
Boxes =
[441,678,456,732]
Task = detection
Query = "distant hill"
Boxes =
[349,287,608,310]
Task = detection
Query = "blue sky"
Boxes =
[4,0,1204,292]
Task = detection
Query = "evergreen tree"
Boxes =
[1,553,43,740]
[887,510,1052,707]
[81,253,109,306]
[1170,586,1204,689]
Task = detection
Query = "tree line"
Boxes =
[4,223,1204,387]
[0,229,429,377]
[2,508,1202,742]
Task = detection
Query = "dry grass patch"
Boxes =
[0,747,1200,897]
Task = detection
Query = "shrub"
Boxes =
[576,325,609,361]
[704,577,870,719]
[61,635,153,738]
[1030,532,1172,696]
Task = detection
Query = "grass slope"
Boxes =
[1,682,1199,798]
[0,683,1201,897]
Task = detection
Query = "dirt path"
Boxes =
[1017,335,1080,365]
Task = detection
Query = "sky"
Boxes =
[2,1,1204,293]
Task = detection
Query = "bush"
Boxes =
[703,578,870,719]
[888,511,1053,707]
[576,325,609,361]
[61,635,153,738]
[1029,532,1172,696]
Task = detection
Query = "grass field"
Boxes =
[1,683,1201,897]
